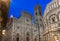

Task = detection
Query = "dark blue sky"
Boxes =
[8,0,52,18]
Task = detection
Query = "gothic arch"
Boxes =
[49,14,58,24]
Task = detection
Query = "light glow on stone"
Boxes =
[2,30,6,35]
[56,40,59,41]
[59,3,60,5]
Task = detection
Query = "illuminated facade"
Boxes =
[4,11,33,41]
[43,0,60,41]
[0,1,44,40]
[4,5,44,41]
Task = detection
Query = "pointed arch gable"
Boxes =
[49,14,58,24]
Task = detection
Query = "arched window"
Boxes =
[16,34,19,41]
[39,12,42,16]
[49,14,58,24]
[52,4,54,9]
[49,6,52,10]
[54,2,56,8]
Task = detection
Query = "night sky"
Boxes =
[8,0,52,18]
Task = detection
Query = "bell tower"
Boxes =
[34,4,42,23]
[34,4,43,41]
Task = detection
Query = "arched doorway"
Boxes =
[26,32,30,41]
[16,34,19,41]
[34,38,36,41]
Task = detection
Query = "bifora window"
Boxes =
[39,12,41,15]
[35,12,37,16]
[50,17,55,23]
[27,19,29,22]
[36,19,38,22]
[52,17,55,22]
[49,14,58,24]
[40,19,42,21]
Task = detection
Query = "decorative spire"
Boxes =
[10,14,13,18]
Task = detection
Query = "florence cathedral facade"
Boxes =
[1,0,60,41]
[2,5,44,41]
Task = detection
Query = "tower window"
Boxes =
[40,19,42,21]
[39,12,41,15]
[40,24,42,27]
[35,12,37,16]
[27,19,29,22]
[36,19,38,22]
